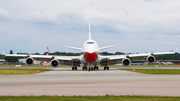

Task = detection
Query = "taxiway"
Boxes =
[0,67,180,96]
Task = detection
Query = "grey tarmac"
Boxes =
[0,67,180,96]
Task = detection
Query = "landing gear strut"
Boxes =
[88,67,93,71]
[88,63,94,71]
[88,67,94,71]
[72,61,77,70]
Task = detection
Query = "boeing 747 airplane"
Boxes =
[3,22,177,71]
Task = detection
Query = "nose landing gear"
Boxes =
[88,67,94,71]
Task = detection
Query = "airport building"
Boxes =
[0,59,6,64]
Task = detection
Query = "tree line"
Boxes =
[0,50,180,62]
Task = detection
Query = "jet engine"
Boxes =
[26,57,34,65]
[147,55,156,63]
[122,58,131,67]
[51,59,59,67]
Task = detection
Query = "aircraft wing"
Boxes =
[4,54,52,58]
[101,55,126,60]
[54,56,80,60]
[4,53,80,62]
[100,50,177,66]
[101,50,177,60]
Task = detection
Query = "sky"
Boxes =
[0,0,180,54]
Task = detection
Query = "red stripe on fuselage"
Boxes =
[84,52,97,63]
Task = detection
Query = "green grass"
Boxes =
[0,95,180,101]
[0,68,50,75]
[111,65,180,67]
[119,69,180,74]
[1,64,180,67]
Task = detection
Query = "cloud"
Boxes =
[143,0,164,3]
[21,11,58,24]
[83,9,110,20]
[0,0,180,54]
[0,8,12,21]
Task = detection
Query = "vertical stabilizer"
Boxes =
[89,21,91,40]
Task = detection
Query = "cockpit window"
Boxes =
[87,42,94,44]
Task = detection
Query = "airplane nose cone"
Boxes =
[84,52,97,63]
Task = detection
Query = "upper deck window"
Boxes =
[87,42,94,44]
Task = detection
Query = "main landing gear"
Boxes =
[72,65,109,71]
[72,66,77,70]
[87,65,99,71]
[82,66,88,70]
[104,66,109,70]
[93,65,99,70]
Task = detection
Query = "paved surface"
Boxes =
[0,67,180,96]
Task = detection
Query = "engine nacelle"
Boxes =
[51,59,59,67]
[147,55,156,63]
[122,58,131,67]
[26,57,34,65]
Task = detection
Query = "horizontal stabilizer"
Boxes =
[99,45,117,50]
[62,45,81,51]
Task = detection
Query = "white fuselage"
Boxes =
[80,39,101,64]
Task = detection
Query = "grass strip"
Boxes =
[119,69,180,74]
[111,65,180,67]
[1,64,180,67]
[0,68,50,75]
[0,95,180,101]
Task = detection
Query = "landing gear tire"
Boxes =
[104,66,109,70]
[83,66,88,70]
[72,67,77,70]
[93,66,99,70]
[89,67,90,71]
